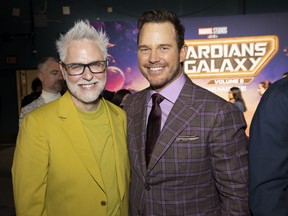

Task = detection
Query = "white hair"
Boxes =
[56,20,109,62]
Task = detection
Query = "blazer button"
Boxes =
[101,201,107,206]
[145,185,150,190]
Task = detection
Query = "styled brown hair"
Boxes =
[137,9,185,50]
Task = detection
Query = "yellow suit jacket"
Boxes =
[12,92,130,216]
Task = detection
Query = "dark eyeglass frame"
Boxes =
[60,59,108,76]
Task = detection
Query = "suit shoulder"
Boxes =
[192,82,228,103]
[181,81,240,115]
[123,89,148,104]
[256,77,288,113]
[264,76,288,98]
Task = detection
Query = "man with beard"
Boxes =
[123,9,249,215]
[12,20,130,216]
[19,57,64,126]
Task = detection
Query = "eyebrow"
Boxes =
[138,44,172,49]
[66,60,106,65]
[138,45,149,49]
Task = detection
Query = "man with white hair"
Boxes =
[12,20,129,216]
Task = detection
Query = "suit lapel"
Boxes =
[102,99,128,201]
[131,89,150,176]
[58,93,105,192]
[147,77,204,171]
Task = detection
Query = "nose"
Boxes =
[149,49,160,63]
[82,66,94,80]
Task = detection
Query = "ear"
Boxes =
[38,72,44,82]
[180,44,188,63]
[59,64,67,80]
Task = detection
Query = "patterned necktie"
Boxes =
[145,93,164,166]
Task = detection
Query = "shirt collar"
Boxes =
[149,72,186,104]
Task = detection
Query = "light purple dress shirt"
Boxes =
[147,72,186,130]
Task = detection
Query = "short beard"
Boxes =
[65,74,106,104]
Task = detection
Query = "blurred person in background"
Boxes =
[21,77,42,107]
[257,80,271,96]
[19,57,64,126]
[228,86,247,112]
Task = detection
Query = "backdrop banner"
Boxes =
[92,12,288,134]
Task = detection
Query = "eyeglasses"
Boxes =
[60,60,108,76]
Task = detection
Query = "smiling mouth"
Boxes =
[79,83,96,88]
[149,67,164,71]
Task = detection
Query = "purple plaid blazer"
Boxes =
[124,74,250,216]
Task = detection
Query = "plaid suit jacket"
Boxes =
[124,74,250,215]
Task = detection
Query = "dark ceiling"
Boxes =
[1,0,288,23]
[1,0,288,69]
[1,0,287,33]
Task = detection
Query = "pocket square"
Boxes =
[176,136,199,142]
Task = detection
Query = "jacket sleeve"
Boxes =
[12,114,49,216]
[211,102,250,215]
[249,87,288,216]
